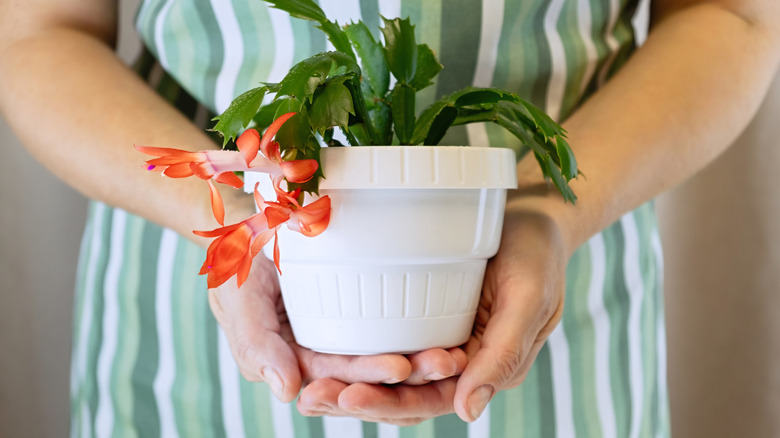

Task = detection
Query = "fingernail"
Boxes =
[261,367,285,400]
[468,385,494,421]
[382,377,402,384]
[423,372,448,381]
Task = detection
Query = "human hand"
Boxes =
[296,196,569,424]
[207,255,467,403]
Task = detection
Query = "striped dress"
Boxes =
[69,0,670,436]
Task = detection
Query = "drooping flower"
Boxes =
[135,112,318,225]
[194,182,331,288]
[136,113,332,288]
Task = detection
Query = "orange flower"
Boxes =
[136,113,331,288]
[135,112,318,225]
[194,182,331,288]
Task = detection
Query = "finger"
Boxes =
[453,284,564,422]
[297,378,348,417]
[337,378,458,420]
[404,348,468,385]
[295,347,412,385]
[209,262,302,403]
[299,379,431,426]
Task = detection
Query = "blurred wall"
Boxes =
[658,69,780,437]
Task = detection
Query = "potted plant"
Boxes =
[136,0,578,355]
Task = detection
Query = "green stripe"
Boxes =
[433,413,467,437]
[437,0,480,97]
[130,224,164,435]
[73,202,111,433]
[557,0,588,120]
[171,239,209,437]
[165,1,192,99]
[239,380,275,438]
[582,0,612,95]
[359,0,381,38]
[518,360,543,437]
[401,417,434,438]
[291,408,325,438]
[411,0,441,118]
[176,0,210,102]
[233,0,274,94]
[137,0,167,60]
[563,244,603,438]
[111,213,145,434]
[192,0,224,110]
[488,387,506,437]
[362,420,378,438]
[635,205,659,438]
[604,220,632,437]
[535,346,556,438]
[606,1,639,79]
[528,3,552,108]
[205,277,226,435]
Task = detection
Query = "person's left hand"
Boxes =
[295,195,570,425]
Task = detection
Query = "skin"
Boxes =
[1,0,779,427]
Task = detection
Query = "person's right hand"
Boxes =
[207,255,468,403]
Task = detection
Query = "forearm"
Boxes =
[0,27,253,245]
[514,3,780,255]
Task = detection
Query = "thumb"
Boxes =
[452,283,559,422]
[208,262,302,403]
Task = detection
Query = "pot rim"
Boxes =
[248,145,518,190]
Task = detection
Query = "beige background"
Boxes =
[1,3,779,437]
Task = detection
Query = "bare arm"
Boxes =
[519,0,780,256]
[0,0,254,245]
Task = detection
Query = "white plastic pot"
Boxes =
[245,146,517,354]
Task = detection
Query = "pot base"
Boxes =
[278,260,486,355]
[290,313,476,355]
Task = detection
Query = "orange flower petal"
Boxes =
[260,112,296,160]
[207,180,225,226]
[279,159,318,183]
[163,162,196,178]
[236,128,261,166]
[214,172,243,189]
[272,233,281,275]
[265,205,291,229]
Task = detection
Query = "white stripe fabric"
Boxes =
[153,0,176,70]
[218,327,247,438]
[543,0,567,121]
[377,0,402,25]
[152,229,179,437]
[320,0,362,62]
[576,0,599,96]
[270,395,295,437]
[598,0,622,86]
[377,422,400,438]
[469,403,491,438]
[212,0,245,112]
[587,233,617,438]
[320,0,362,30]
[95,209,128,436]
[324,416,364,438]
[466,0,505,148]
[267,8,296,83]
[549,325,576,438]
[621,213,645,438]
